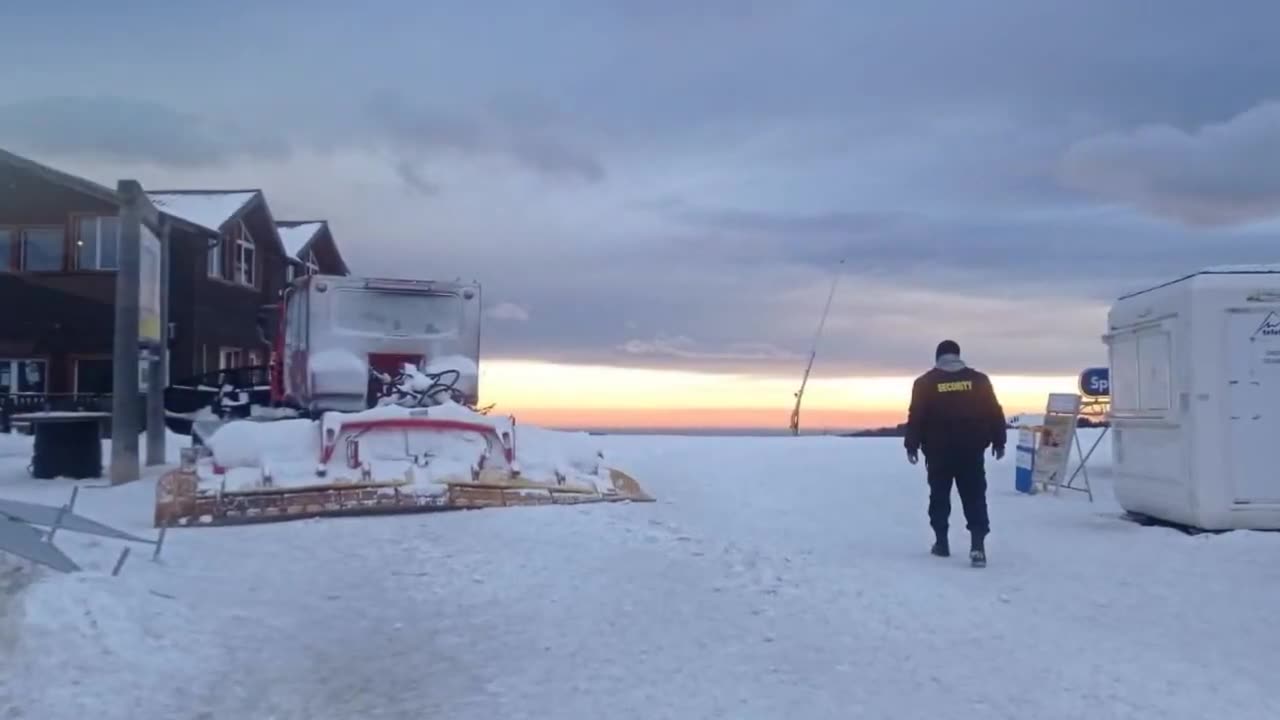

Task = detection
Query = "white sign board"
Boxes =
[1031,393,1081,491]
[139,224,162,344]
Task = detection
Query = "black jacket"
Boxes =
[904,364,1007,457]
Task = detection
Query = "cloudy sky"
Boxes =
[4,1,1280,423]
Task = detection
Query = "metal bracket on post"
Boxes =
[1065,425,1108,502]
[111,546,131,576]
[44,485,79,544]
[152,524,168,562]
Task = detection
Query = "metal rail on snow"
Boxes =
[0,485,168,574]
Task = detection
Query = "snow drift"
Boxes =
[204,400,613,493]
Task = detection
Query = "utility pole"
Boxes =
[110,181,143,484]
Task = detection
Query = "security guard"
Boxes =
[904,340,1007,567]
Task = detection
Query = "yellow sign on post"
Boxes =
[139,224,162,345]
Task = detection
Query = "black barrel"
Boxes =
[31,418,103,480]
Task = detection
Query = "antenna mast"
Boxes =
[790,258,845,436]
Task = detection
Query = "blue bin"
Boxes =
[1014,429,1036,494]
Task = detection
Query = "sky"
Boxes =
[4,1,1280,429]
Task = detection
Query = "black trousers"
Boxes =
[925,449,990,539]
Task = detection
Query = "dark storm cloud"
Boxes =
[1060,101,1280,227]
[0,96,288,167]
[644,198,1276,301]
[8,0,1280,377]
[364,92,605,186]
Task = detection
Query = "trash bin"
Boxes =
[14,412,107,480]
[1014,426,1037,494]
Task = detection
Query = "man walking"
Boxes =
[903,340,1007,567]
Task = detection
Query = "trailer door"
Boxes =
[1226,308,1280,504]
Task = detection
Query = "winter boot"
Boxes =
[969,534,986,568]
[930,533,950,557]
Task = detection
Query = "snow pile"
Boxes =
[206,417,319,467]
[202,401,614,493]
[5,432,1280,717]
[1,570,239,718]
[0,432,30,459]
[423,354,478,379]
[276,221,324,258]
[146,191,256,235]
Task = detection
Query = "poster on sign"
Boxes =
[139,224,162,345]
[1014,426,1037,493]
[1031,393,1081,492]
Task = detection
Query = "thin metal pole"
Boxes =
[789,258,845,436]
[145,218,170,466]
[110,181,143,484]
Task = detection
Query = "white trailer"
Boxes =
[1103,265,1280,530]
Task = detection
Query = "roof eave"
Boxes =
[0,148,120,206]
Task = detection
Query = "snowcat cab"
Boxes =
[271,274,482,416]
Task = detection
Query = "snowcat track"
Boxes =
[154,467,653,528]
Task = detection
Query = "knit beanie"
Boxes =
[935,339,961,359]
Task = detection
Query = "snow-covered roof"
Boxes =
[1199,264,1280,274]
[147,191,259,235]
[0,148,119,205]
[1119,264,1280,300]
[276,221,325,259]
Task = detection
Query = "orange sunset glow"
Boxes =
[477,360,1078,431]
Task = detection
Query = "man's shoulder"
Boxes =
[917,366,991,389]
[913,369,941,385]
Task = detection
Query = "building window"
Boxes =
[20,228,65,271]
[305,250,319,275]
[76,216,120,270]
[74,358,113,394]
[207,239,224,279]
[219,347,243,370]
[0,229,13,271]
[235,221,256,287]
[0,359,47,394]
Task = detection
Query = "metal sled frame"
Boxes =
[154,416,653,528]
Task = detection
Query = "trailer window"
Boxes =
[1110,327,1173,414]
[1111,335,1140,412]
[333,290,461,336]
[1137,331,1172,411]
[285,289,302,346]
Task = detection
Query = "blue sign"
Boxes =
[1079,367,1110,398]
[1014,427,1037,494]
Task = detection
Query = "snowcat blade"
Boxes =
[153,465,653,528]
[605,467,653,502]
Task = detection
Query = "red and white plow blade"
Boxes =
[153,403,652,527]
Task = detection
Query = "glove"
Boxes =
[992,446,1005,460]
[906,448,919,465]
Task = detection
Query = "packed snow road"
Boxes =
[3,432,1280,719]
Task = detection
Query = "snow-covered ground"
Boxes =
[2,427,1279,719]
